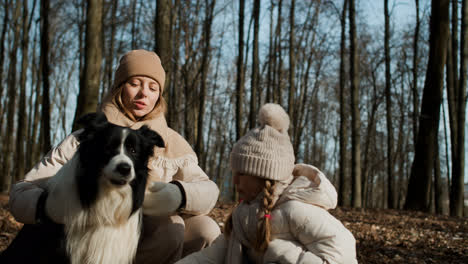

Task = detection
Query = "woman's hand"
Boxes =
[143,182,182,216]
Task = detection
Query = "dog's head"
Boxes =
[76,112,164,213]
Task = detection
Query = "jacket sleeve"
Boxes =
[172,159,219,215]
[175,234,227,264]
[263,239,324,264]
[283,201,355,264]
[9,131,81,224]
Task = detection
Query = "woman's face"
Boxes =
[233,172,265,202]
[121,76,160,118]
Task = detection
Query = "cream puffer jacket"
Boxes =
[176,164,358,264]
[9,107,219,224]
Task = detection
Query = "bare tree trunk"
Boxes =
[446,0,458,199]
[26,27,39,171]
[274,0,283,105]
[236,0,245,140]
[155,0,172,120]
[362,81,380,208]
[131,0,137,49]
[1,0,21,192]
[349,0,362,208]
[287,0,295,126]
[15,0,36,182]
[0,0,10,128]
[450,0,467,217]
[195,0,215,159]
[338,0,349,207]
[412,0,420,150]
[384,0,396,209]
[266,0,274,103]
[203,30,224,170]
[434,137,444,215]
[249,0,260,129]
[103,0,118,98]
[28,26,42,170]
[170,0,181,131]
[40,0,52,154]
[73,0,103,130]
[405,0,449,212]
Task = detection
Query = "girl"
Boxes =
[176,103,358,264]
[6,49,221,264]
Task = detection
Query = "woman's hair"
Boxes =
[224,179,277,253]
[101,81,167,122]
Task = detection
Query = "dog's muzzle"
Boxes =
[110,162,132,186]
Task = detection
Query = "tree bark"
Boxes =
[103,0,118,98]
[15,0,35,182]
[0,0,10,129]
[433,137,444,215]
[349,0,362,208]
[1,0,21,192]
[287,0,295,127]
[236,0,245,140]
[249,0,260,129]
[450,0,467,217]
[266,0,274,103]
[447,0,458,198]
[73,0,103,130]
[404,0,449,212]
[274,0,283,105]
[384,0,396,209]
[170,0,181,131]
[412,0,420,151]
[195,0,215,158]
[155,0,172,120]
[338,0,349,207]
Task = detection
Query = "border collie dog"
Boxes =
[43,112,164,264]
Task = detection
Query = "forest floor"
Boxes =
[1,195,467,263]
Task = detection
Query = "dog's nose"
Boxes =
[116,163,131,176]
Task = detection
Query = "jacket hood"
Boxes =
[277,163,338,210]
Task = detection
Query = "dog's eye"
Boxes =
[125,142,136,154]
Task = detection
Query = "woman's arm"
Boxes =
[9,131,80,224]
[172,161,220,215]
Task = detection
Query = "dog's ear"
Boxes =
[77,112,108,128]
[138,125,165,148]
[77,112,108,142]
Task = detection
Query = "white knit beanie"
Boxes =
[230,103,295,181]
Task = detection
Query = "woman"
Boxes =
[7,49,221,264]
[176,104,357,264]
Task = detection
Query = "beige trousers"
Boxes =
[135,214,221,264]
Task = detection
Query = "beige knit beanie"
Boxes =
[112,49,166,92]
[230,103,295,181]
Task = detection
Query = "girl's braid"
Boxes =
[254,180,276,252]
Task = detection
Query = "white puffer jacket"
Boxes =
[176,164,358,264]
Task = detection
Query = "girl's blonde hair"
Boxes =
[224,179,277,253]
[101,82,167,122]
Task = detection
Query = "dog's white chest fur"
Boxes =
[47,154,142,264]
[66,208,141,264]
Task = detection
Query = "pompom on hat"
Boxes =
[230,103,295,181]
[112,49,166,93]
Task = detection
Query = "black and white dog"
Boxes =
[2,113,164,264]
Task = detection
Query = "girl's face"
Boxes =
[233,172,265,202]
[122,76,160,118]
